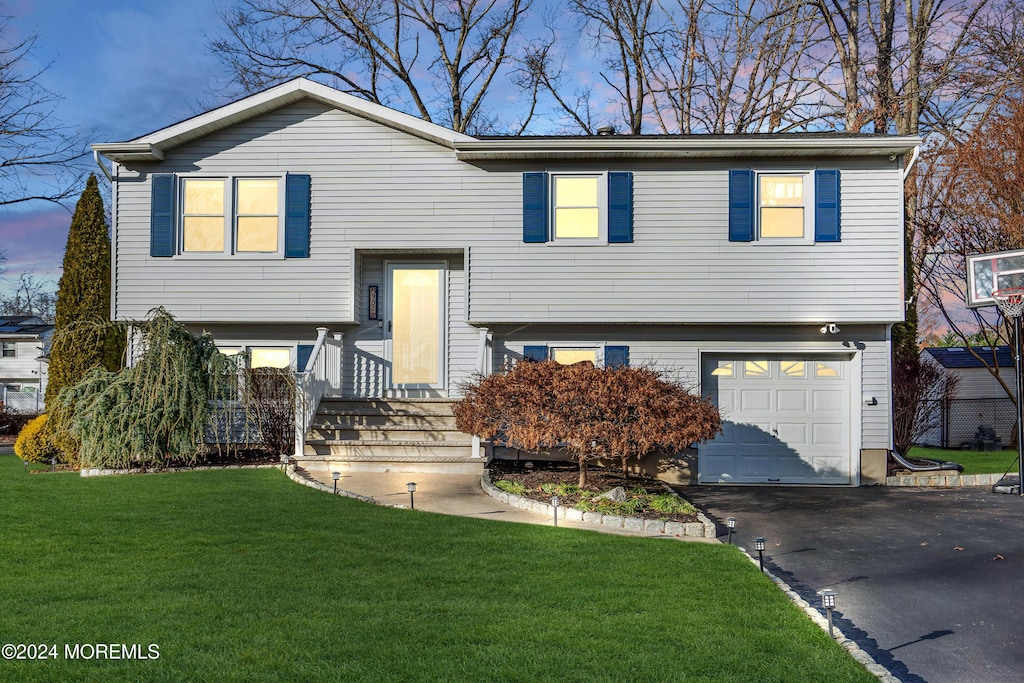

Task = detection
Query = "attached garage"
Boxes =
[699,354,856,485]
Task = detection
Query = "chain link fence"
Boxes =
[920,398,1017,449]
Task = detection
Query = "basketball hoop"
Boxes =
[992,287,1024,319]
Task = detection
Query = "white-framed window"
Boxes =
[757,171,813,241]
[216,344,294,369]
[1,342,15,358]
[180,176,283,255]
[551,173,607,243]
[551,347,600,366]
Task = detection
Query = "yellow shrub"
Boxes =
[14,414,59,463]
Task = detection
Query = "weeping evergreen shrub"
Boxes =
[52,309,240,469]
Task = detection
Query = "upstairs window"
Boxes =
[523,172,633,244]
[236,179,280,252]
[729,169,840,243]
[181,177,281,254]
[182,179,226,252]
[1,342,15,358]
[759,175,806,239]
[150,173,310,258]
[552,175,603,241]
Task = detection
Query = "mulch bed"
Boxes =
[488,460,700,523]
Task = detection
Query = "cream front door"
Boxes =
[386,263,445,390]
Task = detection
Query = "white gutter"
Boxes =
[902,144,921,180]
[93,149,113,182]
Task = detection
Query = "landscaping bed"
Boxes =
[488,459,701,523]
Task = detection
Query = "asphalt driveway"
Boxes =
[682,485,1024,683]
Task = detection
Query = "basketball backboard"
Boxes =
[967,249,1024,308]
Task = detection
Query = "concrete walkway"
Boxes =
[297,468,717,542]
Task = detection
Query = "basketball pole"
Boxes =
[1016,315,1024,496]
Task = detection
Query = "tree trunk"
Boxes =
[578,457,588,488]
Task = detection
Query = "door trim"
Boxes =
[384,260,447,393]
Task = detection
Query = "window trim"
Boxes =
[753,168,815,244]
[549,172,608,245]
[176,174,286,258]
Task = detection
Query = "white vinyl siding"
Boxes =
[114,100,903,327]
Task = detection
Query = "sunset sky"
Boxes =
[2,0,229,286]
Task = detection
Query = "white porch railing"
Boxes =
[294,328,343,458]
[472,328,492,459]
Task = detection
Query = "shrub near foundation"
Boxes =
[14,414,58,463]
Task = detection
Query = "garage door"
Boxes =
[699,355,852,485]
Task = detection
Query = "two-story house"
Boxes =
[0,315,52,413]
[93,78,917,486]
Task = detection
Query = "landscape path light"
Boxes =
[726,517,736,545]
[407,482,417,509]
[551,496,560,527]
[50,457,56,473]
[817,589,838,637]
[754,537,766,572]
[331,471,341,494]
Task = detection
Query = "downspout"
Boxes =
[93,150,113,182]
[902,144,921,181]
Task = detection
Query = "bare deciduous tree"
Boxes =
[916,99,1024,401]
[0,271,57,323]
[210,0,541,134]
[0,14,87,207]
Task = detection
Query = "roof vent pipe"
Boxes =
[596,125,616,136]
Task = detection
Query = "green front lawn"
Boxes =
[0,456,873,682]
[908,446,1020,476]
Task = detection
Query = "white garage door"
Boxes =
[699,355,852,485]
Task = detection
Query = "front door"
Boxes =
[386,263,446,391]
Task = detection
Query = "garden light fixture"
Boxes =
[551,496,560,526]
[727,517,736,544]
[331,471,341,494]
[817,589,838,637]
[754,537,766,572]
[50,457,56,472]
[407,482,417,509]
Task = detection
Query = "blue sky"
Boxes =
[2,0,229,287]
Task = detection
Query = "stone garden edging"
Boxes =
[80,463,281,477]
[885,472,1004,487]
[480,470,717,538]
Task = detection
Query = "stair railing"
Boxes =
[472,328,493,459]
[295,328,344,458]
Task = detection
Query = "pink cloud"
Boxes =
[0,206,70,281]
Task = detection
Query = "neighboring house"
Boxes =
[920,346,1016,449]
[93,78,917,486]
[0,315,52,413]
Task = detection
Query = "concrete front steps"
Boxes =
[299,398,484,475]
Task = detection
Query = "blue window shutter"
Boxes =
[150,174,175,257]
[285,174,311,258]
[523,172,549,243]
[728,170,754,242]
[297,344,314,371]
[604,346,629,368]
[523,345,548,361]
[815,169,841,242]
[608,172,634,243]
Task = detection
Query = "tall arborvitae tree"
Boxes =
[46,174,123,413]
